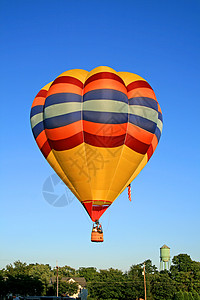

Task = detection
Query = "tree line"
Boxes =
[0,254,199,300]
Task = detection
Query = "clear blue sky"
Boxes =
[0,0,200,271]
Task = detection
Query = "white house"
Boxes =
[67,277,88,300]
[50,276,88,300]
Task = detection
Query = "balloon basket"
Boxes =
[91,231,104,242]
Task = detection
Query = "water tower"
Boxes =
[160,244,171,270]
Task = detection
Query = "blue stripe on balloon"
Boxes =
[83,111,128,124]
[129,114,157,134]
[45,93,82,107]
[44,111,82,129]
[32,121,44,139]
[155,126,161,141]
[30,105,44,118]
[158,111,163,122]
[129,97,158,111]
[83,89,128,103]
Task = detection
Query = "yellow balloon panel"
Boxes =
[106,146,145,200]
[46,151,81,200]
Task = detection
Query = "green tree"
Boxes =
[174,271,192,292]
[6,274,43,295]
[87,268,127,300]
[191,262,200,275]
[171,254,193,274]
[0,273,7,296]
[142,260,157,300]
[127,264,144,299]
[188,292,194,300]
[46,286,55,296]
[193,291,200,300]
[5,261,29,277]
[57,265,76,277]
[184,291,189,300]
[171,255,200,295]
[4,261,44,295]
[78,267,98,282]
[143,259,158,274]
[29,263,53,295]
[174,291,184,300]
[54,280,78,296]
[151,273,176,300]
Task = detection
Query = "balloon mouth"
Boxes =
[82,201,110,222]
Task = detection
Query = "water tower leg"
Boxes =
[168,260,171,270]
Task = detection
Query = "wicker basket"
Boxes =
[91,231,104,242]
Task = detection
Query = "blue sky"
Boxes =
[0,0,200,271]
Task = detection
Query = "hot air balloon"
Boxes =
[30,66,163,242]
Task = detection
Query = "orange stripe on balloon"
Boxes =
[128,87,157,101]
[36,130,47,149]
[45,120,82,140]
[31,96,46,108]
[83,79,127,95]
[157,103,162,113]
[45,121,127,141]
[83,121,127,137]
[151,135,158,152]
[47,83,83,97]
[127,123,154,145]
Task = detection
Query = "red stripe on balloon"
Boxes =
[84,72,125,87]
[47,131,152,152]
[127,80,153,92]
[147,144,154,161]
[51,76,84,88]
[41,140,52,158]
[48,131,126,151]
[84,132,126,148]
[36,89,48,98]
[125,134,149,155]
[43,130,152,154]
[48,131,84,151]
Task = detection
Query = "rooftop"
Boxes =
[160,244,170,249]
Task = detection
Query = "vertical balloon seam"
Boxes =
[82,69,112,220]
[82,67,126,220]
[97,69,127,208]
[103,74,129,203]
[81,71,95,215]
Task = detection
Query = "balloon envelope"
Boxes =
[30,66,163,221]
